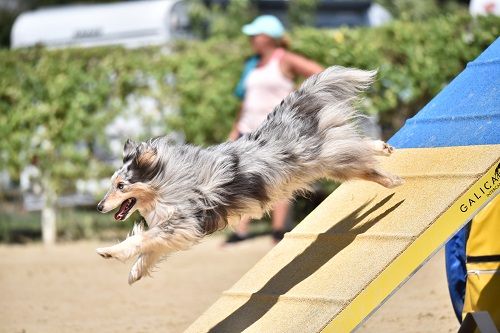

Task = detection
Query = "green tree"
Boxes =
[0,47,176,243]
[374,0,468,21]
[187,0,255,38]
[170,13,500,143]
[0,12,498,243]
[288,0,319,26]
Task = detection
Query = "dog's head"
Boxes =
[97,139,161,221]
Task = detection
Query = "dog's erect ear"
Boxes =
[123,139,139,158]
[136,148,158,168]
[149,135,175,147]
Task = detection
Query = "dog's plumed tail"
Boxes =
[251,66,376,150]
[286,65,376,118]
[227,66,401,219]
[298,66,376,129]
[283,66,380,177]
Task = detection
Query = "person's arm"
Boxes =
[229,102,243,141]
[283,51,324,78]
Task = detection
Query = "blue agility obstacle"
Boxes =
[390,37,500,324]
[390,37,500,148]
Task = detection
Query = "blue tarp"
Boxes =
[388,38,500,323]
[389,37,500,149]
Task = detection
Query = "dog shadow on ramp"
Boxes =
[208,194,404,333]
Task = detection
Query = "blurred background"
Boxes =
[0,0,499,332]
[1,0,498,245]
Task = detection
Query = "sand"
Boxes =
[0,235,458,333]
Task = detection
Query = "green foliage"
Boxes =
[171,13,499,141]
[375,0,441,21]
[0,12,498,196]
[170,37,249,145]
[187,0,255,38]
[288,0,319,26]
[374,0,470,21]
[0,46,176,194]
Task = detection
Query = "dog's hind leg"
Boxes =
[359,167,404,188]
[368,140,394,156]
[360,141,402,187]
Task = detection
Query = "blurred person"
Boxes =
[226,15,323,244]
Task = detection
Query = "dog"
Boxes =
[96,66,403,284]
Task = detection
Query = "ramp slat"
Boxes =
[185,145,499,333]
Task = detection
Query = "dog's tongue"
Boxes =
[114,199,133,221]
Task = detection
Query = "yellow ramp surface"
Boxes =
[186,145,500,333]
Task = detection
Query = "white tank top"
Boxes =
[238,48,294,134]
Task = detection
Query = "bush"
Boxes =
[170,12,499,143]
[0,13,498,240]
[0,46,180,181]
[0,46,177,242]
[3,13,497,174]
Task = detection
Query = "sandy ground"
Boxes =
[0,235,459,333]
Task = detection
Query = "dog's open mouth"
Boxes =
[114,198,137,221]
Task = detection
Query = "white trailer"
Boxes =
[469,0,500,16]
[11,0,190,49]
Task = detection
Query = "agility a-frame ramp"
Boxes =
[186,38,500,333]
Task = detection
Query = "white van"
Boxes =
[11,0,190,49]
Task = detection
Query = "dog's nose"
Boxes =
[97,203,104,212]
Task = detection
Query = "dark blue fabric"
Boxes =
[234,55,260,100]
[445,224,470,322]
[389,37,500,149]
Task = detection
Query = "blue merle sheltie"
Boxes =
[96,66,403,284]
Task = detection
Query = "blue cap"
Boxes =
[242,15,285,38]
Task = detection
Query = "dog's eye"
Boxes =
[117,182,125,190]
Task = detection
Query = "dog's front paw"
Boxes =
[96,246,133,262]
[96,247,114,259]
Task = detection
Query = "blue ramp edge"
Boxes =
[389,37,500,149]
[387,37,500,326]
